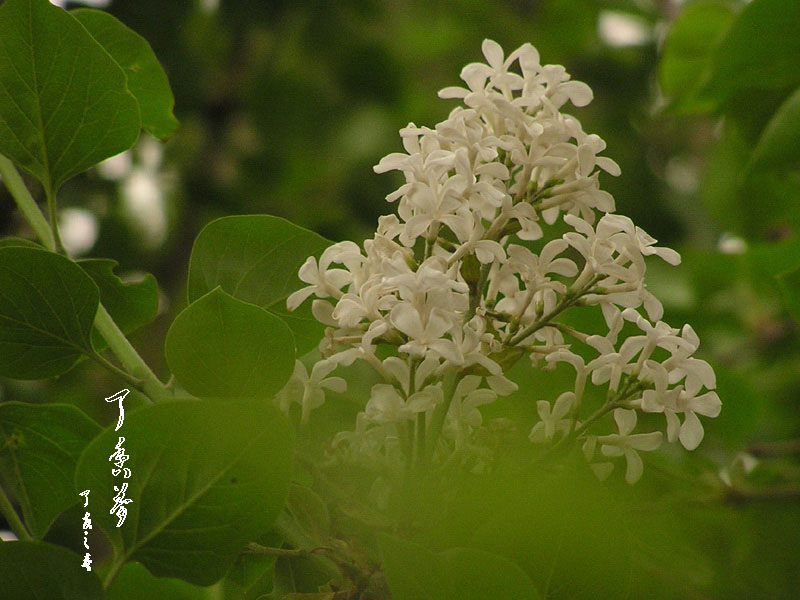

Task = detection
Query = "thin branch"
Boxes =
[0,483,32,541]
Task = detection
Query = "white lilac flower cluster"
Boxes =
[278,39,720,484]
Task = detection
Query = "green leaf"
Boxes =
[78,258,159,348]
[74,398,294,586]
[165,287,295,399]
[0,0,140,192]
[658,0,734,110]
[0,540,103,600]
[747,86,800,174]
[777,265,800,322]
[0,402,100,538]
[71,8,179,141]
[187,215,331,355]
[0,246,99,379]
[700,0,800,105]
[378,535,540,600]
[107,562,206,600]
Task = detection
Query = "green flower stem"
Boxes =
[0,154,55,252]
[0,482,32,541]
[425,369,458,461]
[0,156,171,403]
[45,185,65,253]
[507,274,602,346]
[93,304,169,402]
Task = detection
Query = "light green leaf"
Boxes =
[74,398,294,586]
[378,534,540,600]
[107,562,206,600]
[0,0,141,192]
[0,541,103,600]
[700,0,800,105]
[747,86,800,174]
[658,0,734,111]
[78,258,159,348]
[0,246,99,379]
[165,287,295,399]
[187,215,331,356]
[0,402,100,539]
[71,8,179,141]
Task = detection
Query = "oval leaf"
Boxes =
[0,540,103,600]
[71,8,179,141]
[0,246,99,379]
[0,0,141,192]
[187,215,331,355]
[0,402,100,538]
[165,287,295,398]
[74,398,294,585]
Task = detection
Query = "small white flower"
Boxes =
[596,409,662,484]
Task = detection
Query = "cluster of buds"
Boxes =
[278,40,720,484]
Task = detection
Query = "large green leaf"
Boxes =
[0,246,99,379]
[747,86,800,174]
[700,0,800,105]
[187,215,331,355]
[378,534,540,600]
[71,8,179,141]
[0,402,100,538]
[78,258,159,348]
[0,541,103,600]
[0,0,140,192]
[106,562,206,600]
[165,287,295,399]
[74,398,294,586]
[658,0,734,111]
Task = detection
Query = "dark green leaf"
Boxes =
[74,398,294,586]
[0,246,99,379]
[0,540,103,600]
[0,0,140,192]
[107,562,207,600]
[700,0,800,105]
[71,8,179,140]
[187,215,331,355]
[78,258,158,348]
[165,287,295,399]
[747,86,800,174]
[658,0,734,111]
[0,402,100,538]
